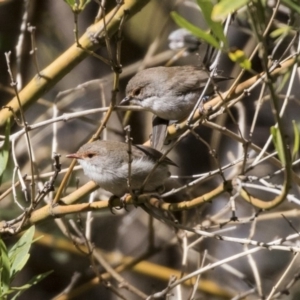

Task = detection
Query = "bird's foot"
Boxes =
[198,101,212,116]
[108,195,125,214]
[120,194,130,211]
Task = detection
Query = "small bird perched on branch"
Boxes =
[121,66,229,150]
[66,140,177,198]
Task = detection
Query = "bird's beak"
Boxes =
[120,96,131,105]
[66,153,80,159]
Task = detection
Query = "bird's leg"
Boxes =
[129,190,142,208]
[198,95,210,114]
[108,190,142,213]
[119,193,131,211]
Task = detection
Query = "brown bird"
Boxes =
[121,66,229,149]
[66,140,177,197]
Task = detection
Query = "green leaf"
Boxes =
[282,0,300,14]
[171,11,220,49]
[0,118,10,180]
[292,121,300,160]
[79,0,90,10]
[64,0,76,6]
[0,239,10,294]
[63,0,91,12]
[9,226,35,279]
[212,0,250,21]
[10,271,53,300]
[271,127,286,165]
[0,288,15,297]
[0,227,49,300]
[270,26,292,38]
[197,0,227,47]
[228,48,252,70]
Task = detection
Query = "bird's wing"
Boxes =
[134,144,178,167]
[169,67,208,94]
[167,66,230,95]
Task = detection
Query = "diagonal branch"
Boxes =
[0,0,151,129]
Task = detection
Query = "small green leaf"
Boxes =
[64,0,90,12]
[197,0,227,47]
[271,127,286,165]
[0,288,15,297]
[212,0,250,21]
[270,26,292,38]
[0,118,10,180]
[292,121,299,160]
[171,11,220,49]
[10,271,53,300]
[0,239,10,294]
[9,226,35,279]
[228,48,252,70]
[64,0,76,6]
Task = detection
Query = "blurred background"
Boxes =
[0,0,300,299]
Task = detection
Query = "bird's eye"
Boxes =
[87,153,95,158]
[133,88,141,96]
